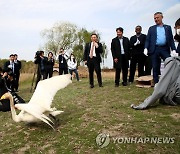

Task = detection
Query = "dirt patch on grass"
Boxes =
[20,73,33,82]
[16,145,30,153]
[170,113,180,120]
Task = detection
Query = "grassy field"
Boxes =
[0,74,179,154]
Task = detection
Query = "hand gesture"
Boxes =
[114,58,118,63]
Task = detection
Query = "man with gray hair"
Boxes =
[144,12,177,84]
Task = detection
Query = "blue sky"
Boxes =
[0,0,180,68]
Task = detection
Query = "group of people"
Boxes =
[0,49,80,111]
[34,49,80,88]
[2,54,21,92]
[1,12,179,112]
[0,53,25,111]
[34,51,55,89]
[58,48,80,81]
[84,12,180,88]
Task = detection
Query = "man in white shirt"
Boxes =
[83,34,103,88]
[111,27,131,87]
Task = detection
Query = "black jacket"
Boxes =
[130,34,146,55]
[0,75,8,98]
[4,61,19,75]
[83,42,103,63]
[174,34,180,54]
[14,60,22,74]
[34,56,48,71]
[58,54,68,68]
[46,58,55,70]
[111,36,130,68]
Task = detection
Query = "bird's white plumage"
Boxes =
[31,74,72,107]
[9,74,72,128]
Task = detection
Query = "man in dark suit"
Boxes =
[4,54,16,73]
[58,48,68,75]
[14,54,21,92]
[34,51,48,89]
[144,12,177,84]
[111,27,131,87]
[3,54,18,92]
[83,33,103,88]
[129,26,147,83]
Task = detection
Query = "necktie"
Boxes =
[90,42,94,58]
[12,62,14,73]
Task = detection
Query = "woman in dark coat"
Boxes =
[46,52,55,78]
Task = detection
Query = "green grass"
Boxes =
[0,77,179,154]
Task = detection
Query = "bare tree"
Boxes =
[41,21,77,56]
[41,22,107,64]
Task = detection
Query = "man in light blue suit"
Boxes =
[144,12,177,84]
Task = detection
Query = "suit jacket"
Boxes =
[58,54,68,68]
[130,34,146,55]
[83,42,103,63]
[111,36,130,68]
[3,61,18,75]
[34,56,48,71]
[14,60,21,74]
[145,24,176,55]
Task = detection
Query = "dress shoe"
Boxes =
[99,84,103,87]
[129,82,133,85]
[122,82,128,86]
[90,85,94,88]
[115,84,119,87]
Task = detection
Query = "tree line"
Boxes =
[0,59,35,73]
[0,21,108,73]
[40,21,108,65]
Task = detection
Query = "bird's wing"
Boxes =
[28,74,72,111]
[15,103,54,129]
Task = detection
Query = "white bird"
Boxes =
[1,74,72,129]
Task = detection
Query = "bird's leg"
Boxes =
[49,114,60,128]
[49,114,56,121]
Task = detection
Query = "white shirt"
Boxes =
[10,61,14,73]
[67,59,77,70]
[119,38,125,54]
[89,42,96,57]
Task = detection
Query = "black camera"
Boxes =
[8,71,14,77]
[2,68,12,75]
[35,51,41,57]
